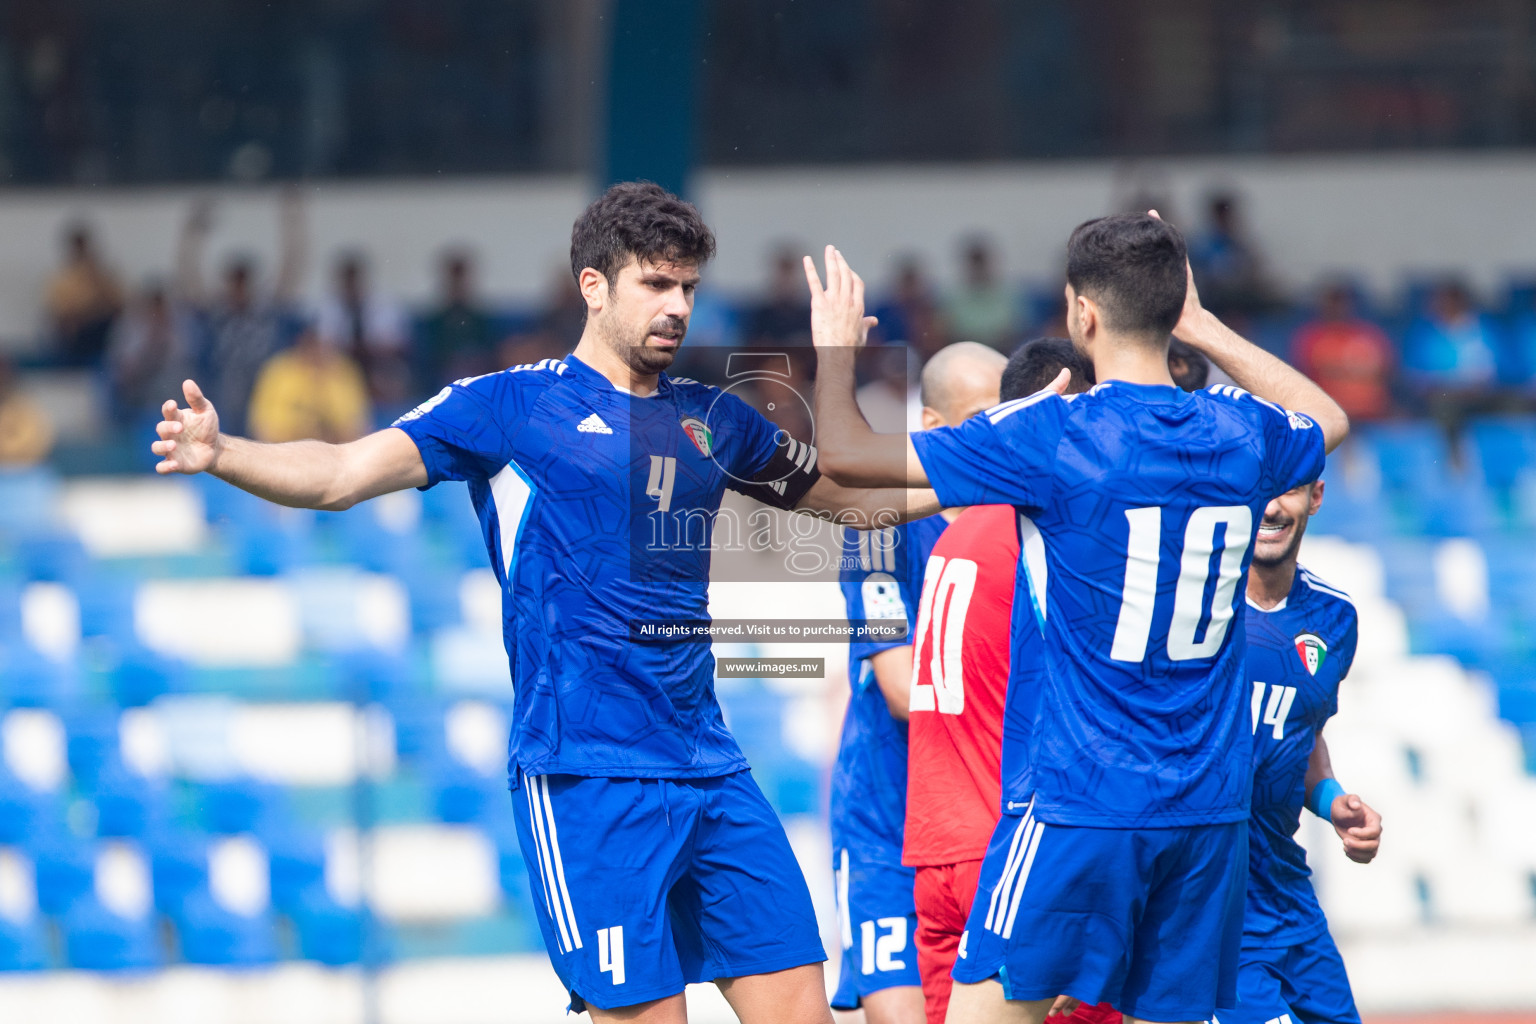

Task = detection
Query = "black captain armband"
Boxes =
[732,434,822,511]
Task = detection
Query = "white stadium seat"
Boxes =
[1427,857,1535,926]
[444,700,507,776]
[20,582,80,661]
[0,848,37,923]
[58,477,208,557]
[1,708,68,792]
[137,579,301,667]
[364,825,499,922]
[96,841,155,921]
[209,836,270,917]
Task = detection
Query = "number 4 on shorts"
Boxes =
[598,926,626,985]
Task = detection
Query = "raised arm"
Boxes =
[1163,226,1349,452]
[793,475,942,529]
[153,379,426,510]
[804,246,932,489]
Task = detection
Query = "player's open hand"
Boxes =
[1330,793,1382,864]
[152,379,223,476]
[803,244,878,349]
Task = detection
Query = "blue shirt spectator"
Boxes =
[1402,281,1499,390]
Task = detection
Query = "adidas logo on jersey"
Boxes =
[577,413,613,434]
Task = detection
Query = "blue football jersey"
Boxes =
[912,381,1326,827]
[831,514,947,865]
[1242,565,1358,948]
[393,354,820,780]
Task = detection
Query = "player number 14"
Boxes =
[1109,505,1252,663]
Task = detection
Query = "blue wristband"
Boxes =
[1308,778,1347,820]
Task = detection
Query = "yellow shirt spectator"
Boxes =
[248,333,372,444]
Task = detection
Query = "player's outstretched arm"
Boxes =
[794,476,942,529]
[805,246,932,489]
[1305,732,1382,864]
[1154,215,1349,453]
[152,379,428,511]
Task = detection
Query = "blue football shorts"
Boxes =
[830,844,921,1009]
[952,802,1247,1022]
[1214,927,1360,1024]
[510,770,825,1012]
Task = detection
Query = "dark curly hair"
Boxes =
[1002,337,1096,400]
[569,181,717,287]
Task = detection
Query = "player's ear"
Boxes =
[919,406,943,431]
[578,267,607,312]
[1309,478,1325,516]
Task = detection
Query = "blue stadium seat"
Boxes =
[74,569,138,644]
[146,827,210,916]
[227,519,320,576]
[31,828,96,916]
[0,917,50,971]
[385,695,449,761]
[425,753,503,824]
[0,578,25,644]
[0,641,82,708]
[264,822,327,915]
[108,643,186,707]
[1356,422,1454,495]
[62,896,161,971]
[0,469,62,537]
[64,705,122,789]
[1468,416,1536,493]
[290,885,367,966]
[394,561,465,636]
[343,646,422,702]
[0,767,55,845]
[15,532,89,584]
[200,779,286,835]
[173,888,278,966]
[91,761,171,838]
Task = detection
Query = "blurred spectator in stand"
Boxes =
[744,247,812,348]
[943,237,1019,351]
[0,359,54,466]
[317,251,411,413]
[499,267,583,367]
[107,282,199,426]
[1188,192,1276,322]
[872,255,948,360]
[417,248,497,388]
[1402,279,1503,433]
[248,323,371,444]
[178,192,305,437]
[1291,282,1396,422]
[45,222,124,366]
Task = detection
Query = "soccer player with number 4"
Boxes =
[804,210,1350,1024]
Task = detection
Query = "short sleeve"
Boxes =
[715,392,821,510]
[1216,386,1325,496]
[839,525,920,669]
[392,375,514,486]
[911,392,1067,511]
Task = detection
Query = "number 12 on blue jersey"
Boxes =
[1109,505,1253,663]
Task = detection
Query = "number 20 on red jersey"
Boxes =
[909,555,977,715]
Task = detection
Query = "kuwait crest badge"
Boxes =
[680,416,714,457]
[1294,633,1328,676]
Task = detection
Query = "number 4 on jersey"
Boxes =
[1250,681,1297,739]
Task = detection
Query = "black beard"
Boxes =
[620,343,676,374]
[1252,520,1305,568]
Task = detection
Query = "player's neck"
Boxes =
[1089,336,1177,387]
[571,334,662,397]
[1247,558,1296,610]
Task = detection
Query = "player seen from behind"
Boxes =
[903,338,1118,1024]
[151,182,937,1024]
[832,341,1005,1024]
[802,213,1350,1024]
[1216,477,1382,1024]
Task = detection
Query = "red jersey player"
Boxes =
[903,339,1117,1024]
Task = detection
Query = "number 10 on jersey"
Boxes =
[1109,505,1253,663]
